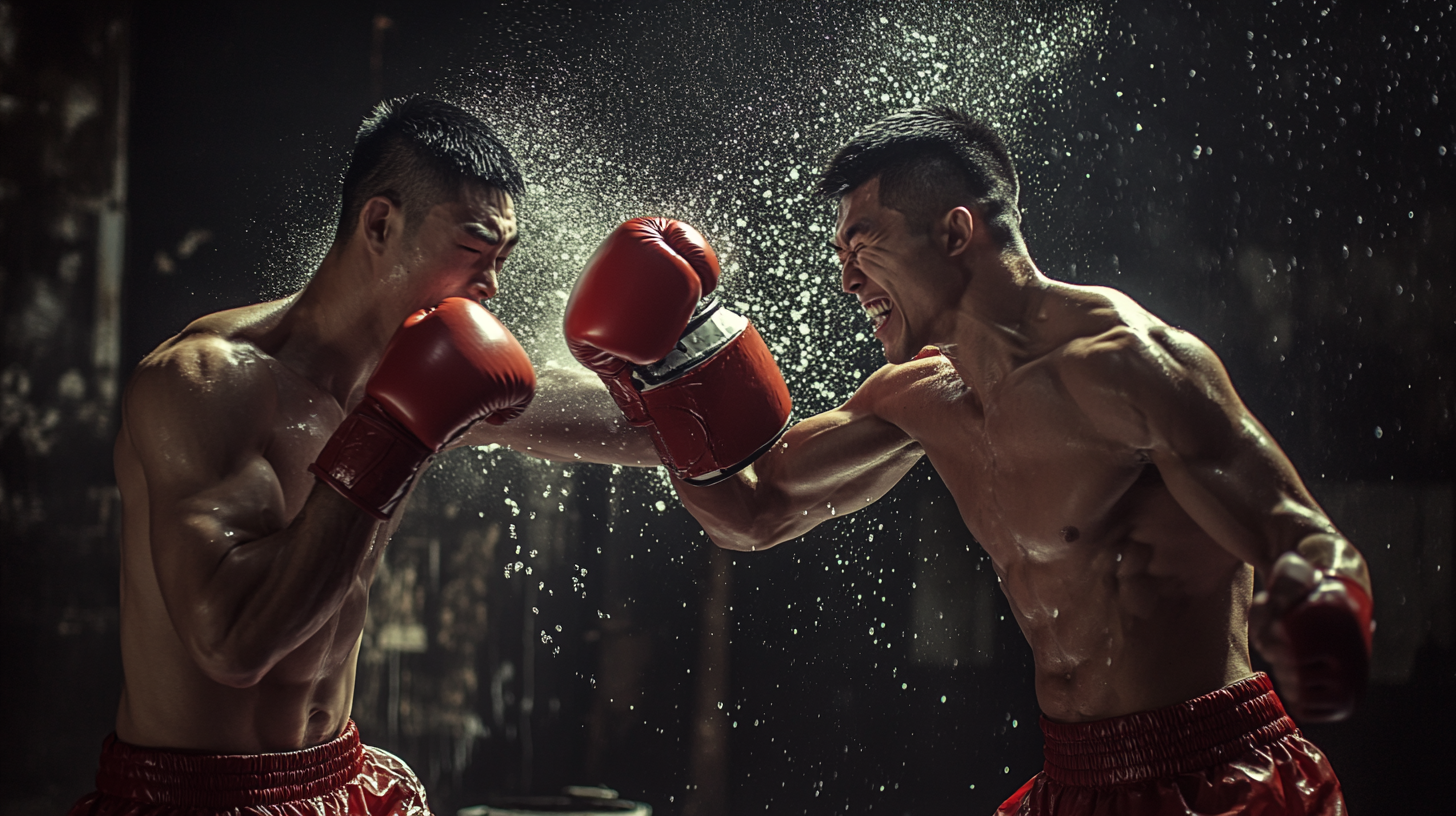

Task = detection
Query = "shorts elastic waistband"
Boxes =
[1039,673,1298,787]
[95,720,365,808]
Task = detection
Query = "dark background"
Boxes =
[2,0,1451,813]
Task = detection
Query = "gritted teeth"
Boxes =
[860,298,892,333]
[862,298,891,317]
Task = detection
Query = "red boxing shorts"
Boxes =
[996,673,1346,816]
[67,720,432,816]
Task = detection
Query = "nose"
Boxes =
[474,267,499,300]
[840,255,864,295]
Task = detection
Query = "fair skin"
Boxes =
[115,183,657,753]
[676,177,1371,723]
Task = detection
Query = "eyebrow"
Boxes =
[462,223,520,249]
[837,218,872,247]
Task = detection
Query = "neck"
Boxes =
[937,251,1050,396]
[274,241,413,408]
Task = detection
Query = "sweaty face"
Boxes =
[399,185,519,308]
[831,178,947,364]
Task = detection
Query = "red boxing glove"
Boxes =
[1280,569,1374,723]
[565,217,792,484]
[565,217,720,424]
[311,298,536,519]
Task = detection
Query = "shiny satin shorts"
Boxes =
[67,720,432,816]
[997,673,1346,815]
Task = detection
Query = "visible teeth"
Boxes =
[863,299,891,319]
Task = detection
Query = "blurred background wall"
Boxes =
[2,1,1451,813]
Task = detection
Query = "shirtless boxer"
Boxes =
[68,97,661,816]
[570,107,1373,815]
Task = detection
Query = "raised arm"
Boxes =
[127,338,379,689]
[676,363,926,551]
[136,298,537,688]
[1064,320,1372,720]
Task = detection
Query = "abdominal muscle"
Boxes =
[894,357,1258,722]
[112,450,370,754]
[965,485,1258,723]
[1008,554,1256,723]
[114,549,367,753]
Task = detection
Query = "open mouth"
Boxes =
[862,297,892,333]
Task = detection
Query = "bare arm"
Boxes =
[1065,322,1374,718]
[1065,324,1368,588]
[456,363,659,466]
[675,362,928,551]
[129,337,380,688]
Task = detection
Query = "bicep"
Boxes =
[125,357,288,615]
[1068,329,1333,569]
[755,396,919,496]
[1065,327,1254,456]
[694,369,922,546]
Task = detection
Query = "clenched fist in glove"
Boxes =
[564,217,791,484]
[311,297,536,519]
[1251,551,1374,722]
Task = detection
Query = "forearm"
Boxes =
[1255,497,1372,593]
[1294,532,1371,593]
[492,412,657,466]
[674,467,796,551]
[461,364,659,466]
[1158,442,1354,574]
[188,483,379,686]
[678,427,923,551]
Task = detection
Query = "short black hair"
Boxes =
[816,106,1022,247]
[334,96,525,245]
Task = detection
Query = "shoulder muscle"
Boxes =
[1060,324,1244,457]
[851,355,962,423]
[124,333,282,517]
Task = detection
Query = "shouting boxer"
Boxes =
[68,98,657,816]
[577,107,1372,815]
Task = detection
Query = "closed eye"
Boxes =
[829,240,862,264]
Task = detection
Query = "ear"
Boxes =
[358,196,401,256]
[942,206,975,257]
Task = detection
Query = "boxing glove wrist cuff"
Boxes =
[632,299,743,390]
[680,418,790,486]
[638,319,792,483]
[309,399,434,521]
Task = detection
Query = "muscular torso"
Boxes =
[114,300,396,752]
[879,298,1253,722]
[111,293,651,753]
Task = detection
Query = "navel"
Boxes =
[1061,526,1080,543]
